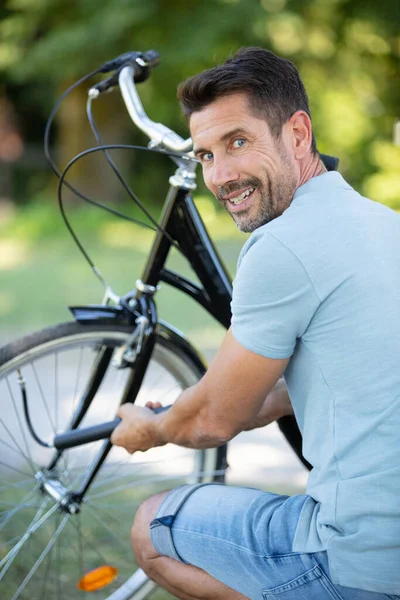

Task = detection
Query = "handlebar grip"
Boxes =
[143,49,160,68]
[95,50,160,93]
[53,405,170,450]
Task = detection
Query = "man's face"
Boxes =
[191,93,299,232]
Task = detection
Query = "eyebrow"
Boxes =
[193,127,248,157]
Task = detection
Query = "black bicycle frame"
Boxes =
[48,179,235,503]
[140,181,233,327]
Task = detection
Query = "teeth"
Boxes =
[230,187,255,205]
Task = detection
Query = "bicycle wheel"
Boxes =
[0,321,226,600]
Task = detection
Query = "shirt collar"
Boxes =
[293,171,353,201]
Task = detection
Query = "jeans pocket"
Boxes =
[262,565,344,600]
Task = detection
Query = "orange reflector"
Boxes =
[77,565,118,592]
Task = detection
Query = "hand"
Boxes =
[244,379,294,431]
[110,404,165,454]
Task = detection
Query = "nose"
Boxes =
[209,157,240,189]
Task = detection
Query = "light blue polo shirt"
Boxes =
[231,172,400,594]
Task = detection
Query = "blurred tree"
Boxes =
[0,0,399,207]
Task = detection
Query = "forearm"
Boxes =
[152,381,230,449]
[152,379,293,446]
[244,378,293,430]
[113,331,290,454]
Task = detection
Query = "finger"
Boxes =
[145,401,162,410]
[116,404,133,418]
[110,423,121,446]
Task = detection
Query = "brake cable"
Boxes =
[57,143,196,286]
[45,56,197,292]
[17,370,52,448]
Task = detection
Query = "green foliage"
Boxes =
[0,0,399,205]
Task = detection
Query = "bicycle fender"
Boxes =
[68,304,207,374]
[157,319,208,376]
[68,306,208,374]
[69,304,135,325]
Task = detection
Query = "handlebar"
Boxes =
[118,65,193,154]
[53,404,171,450]
[89,50,193,155]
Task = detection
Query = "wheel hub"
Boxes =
[35,470,81,514]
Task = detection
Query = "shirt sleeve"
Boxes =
[231,231,320,358]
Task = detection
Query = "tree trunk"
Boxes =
[56,80,134,205]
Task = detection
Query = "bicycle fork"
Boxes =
[29,292,159,512]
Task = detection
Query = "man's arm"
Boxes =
[243,377,294,431]
[111,329,290,453]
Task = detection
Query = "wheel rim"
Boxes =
[0,328,219,599]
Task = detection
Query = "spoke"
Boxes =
[0,414,36,476]
[58,452,71,488]
[76,512,85,594]
[96,448,199,486]
[0,499,37,509]
[144,371,181,401]
[0,498,49,572]
[67,515,111,568]
[0,437,35,463]
[84,503,131,554]
[88,459,155,490]
[56,511,63,600]
[87,470,214,501]
[0,479,32,492]
[72,347,84,413]
[87,452,184,491]
[143,367,169,396]
[87,501,141,513]
[0,500,57,577]
[5,377,36,473]
[0,488,39,532]
[0,535,21,550]
[60,348,110,484]
[157,382,181,401]
[54,352,59,432]
[40,531,54,600]
[11,512,70,600]
[31,362,56,433]
[0,460,31,477]
[111,358,125,395]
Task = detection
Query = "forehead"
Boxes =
[190,93,270,147]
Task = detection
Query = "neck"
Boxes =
[298,153,327,187]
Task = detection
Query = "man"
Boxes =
[111,47,400,599]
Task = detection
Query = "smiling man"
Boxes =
[111,48,400,599]
[191,94,322,233]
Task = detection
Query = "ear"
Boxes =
[287,111,313,159]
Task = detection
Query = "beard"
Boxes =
[216,150,297,233]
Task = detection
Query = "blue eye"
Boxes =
[199,152,213,163]
[233,138,246,149]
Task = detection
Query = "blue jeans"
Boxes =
[150,483,399,600]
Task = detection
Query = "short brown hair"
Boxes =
[178,47,317,153]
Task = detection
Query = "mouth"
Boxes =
[225,186,256,212]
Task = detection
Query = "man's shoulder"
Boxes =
[236,225,312,289]
[254,172,399,254]
[238,170,400,277]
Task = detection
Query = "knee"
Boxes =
[131,491,168,570]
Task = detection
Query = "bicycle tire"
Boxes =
[0,321,225,600]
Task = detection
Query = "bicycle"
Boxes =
[0,49,337,599]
